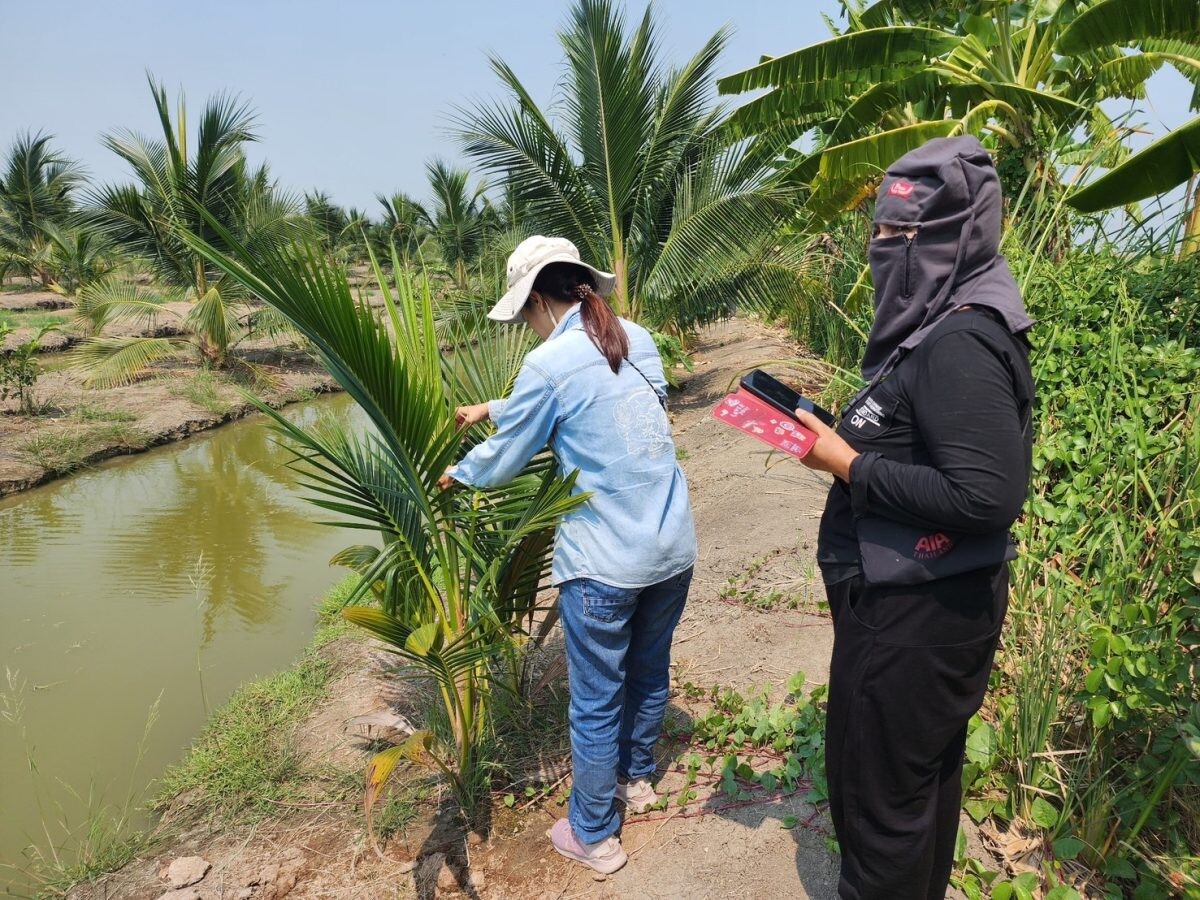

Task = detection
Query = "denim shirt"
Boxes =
[447,305,697,588]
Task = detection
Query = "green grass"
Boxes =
[15,824,150,900]
[373,780,433,842]
[155,575,360,824]
[18,423,150,474]
[0,309,69,331]
[70,403,137,424]
[154,654,331,821]
[167,370,235,417]
[976,243,1200,895]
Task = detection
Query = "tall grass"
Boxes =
[776,215,872,379]
[0,670,161,899]
[995,237,1200,894]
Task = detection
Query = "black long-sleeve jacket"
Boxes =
[817,308,1034,584]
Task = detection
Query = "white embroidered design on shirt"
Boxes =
[614,389,672,457]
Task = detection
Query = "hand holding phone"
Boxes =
[740,370,836,426]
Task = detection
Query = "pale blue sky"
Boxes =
[2,1,1193,211]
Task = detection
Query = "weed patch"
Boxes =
[156,576,361,824]
[18,423,149,474]
[168,370,235,416]
[0,309,69,331]
[716,550,817,611]
[70,403,137,424]
[15,825,150,900]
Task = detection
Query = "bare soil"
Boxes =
[0,272,404,496]
[65,319,990,900]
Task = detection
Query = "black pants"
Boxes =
[824,565,1008,900]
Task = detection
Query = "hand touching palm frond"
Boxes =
[184,222,585,817]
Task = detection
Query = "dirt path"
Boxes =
[70,318,848,900]
[478,319,840,900]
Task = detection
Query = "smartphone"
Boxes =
[740,369,836,427]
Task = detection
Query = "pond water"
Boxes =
[0,392,368,891]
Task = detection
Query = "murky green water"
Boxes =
[0,393,368,891]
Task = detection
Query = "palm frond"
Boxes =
[72,276,183,335]
[185,286,241,353]
[71,335,191,388]
[457,68,605,262]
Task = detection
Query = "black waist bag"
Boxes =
[856,516,1016,586]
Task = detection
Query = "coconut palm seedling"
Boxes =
[184,223,586,825]
[0,321,59,416]
[373,191,430,269]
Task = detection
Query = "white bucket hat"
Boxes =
[487,235,617,323]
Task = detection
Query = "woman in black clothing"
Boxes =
[792,136,1035,900]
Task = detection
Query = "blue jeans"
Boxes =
[557,566,693,842]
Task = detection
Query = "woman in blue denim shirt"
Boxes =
[438,235,697,874]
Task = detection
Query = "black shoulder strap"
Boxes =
[625,358,668,411]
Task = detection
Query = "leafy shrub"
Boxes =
[985,247,1200,896]
[0,321,58,415]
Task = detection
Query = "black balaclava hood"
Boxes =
[860,135,1033,383]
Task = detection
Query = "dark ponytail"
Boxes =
[531,262,628,374]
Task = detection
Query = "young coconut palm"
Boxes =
[373,190,430,267]
[424,160,490,291]
[458,0,806,335]
[38,220,116,296]
[82,74,305,385]
[184,222,584,821]
[0,132,85,287]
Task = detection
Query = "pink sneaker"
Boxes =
[547,818,628,874]
[616,777,659,813]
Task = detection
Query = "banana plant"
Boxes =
[1060,1,1200,250]
[718,0,1200,221]
[183,221,587,820]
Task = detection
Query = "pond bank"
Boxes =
[0,277,392,497]
[0,350,340,497]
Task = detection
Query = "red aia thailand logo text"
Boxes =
[888,179,915,198]
[914,532,954,559]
